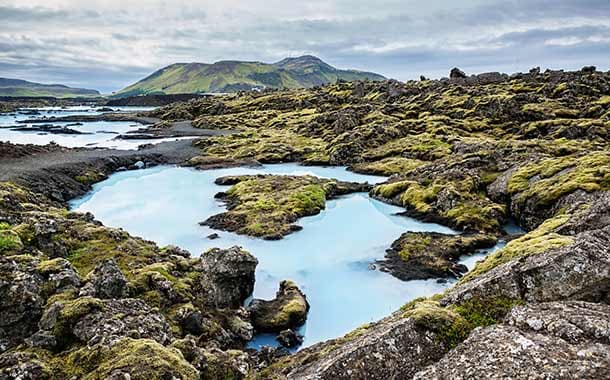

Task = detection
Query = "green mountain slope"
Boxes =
[115,56,385,97]
[0,78,100,98]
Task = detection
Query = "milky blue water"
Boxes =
[69,164,505,349]
[0,106,179,149]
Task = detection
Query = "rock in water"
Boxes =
[248,280,309,332]
[195,246,258,309]
[450,67,467,79]
[276,329,304,348]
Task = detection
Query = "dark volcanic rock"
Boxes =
[0,257,45,353]
[378,232,497,281]
[450,67,468,79]
[248,280,309,333]
[79,258,128,299]
[194,246,258,309]
[38,298,171,349]
[276,329,304,348]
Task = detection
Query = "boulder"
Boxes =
[414,302,610,379]
[79,258,128,299]
[248,280,309,332]
[194,246,258,309]
[0,257,45,353]
[276,329,304,348]
[450,67,467,79]
[441,226,610,307]
[37,297,171,349]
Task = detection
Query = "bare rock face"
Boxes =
[441,226,610,307]
[248,280,309,332]
[414,302,610,379]
[79,258,128,299]
[281,314,450,380]
[194,246,258,309]
[505,301,610,344]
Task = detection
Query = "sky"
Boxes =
[1,0,610,93]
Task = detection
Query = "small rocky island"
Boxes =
[1,66,609,379]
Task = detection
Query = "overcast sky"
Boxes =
[1,0,609,93]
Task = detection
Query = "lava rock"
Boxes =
[195,246,258,309]
[79,258,128,299]
[248,280,309,332]
[276,329,304,348]
[450,67,467,79]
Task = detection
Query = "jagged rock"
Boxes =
[505,301,610,344]
[0,257,45,353]
[36,258,81,293]
[248,280,309,332]
[378,232,497,281]
[275,309,453,379]
[414,302,610,379]
[195,246,258,309]
[0,351,53,380]
[38,298,171,349]
[276,329,304,348]
[163,244,191,258]
[441,226,610,307]
[450,67,467,79]
[79,258,127,299]
[172,337,251,379]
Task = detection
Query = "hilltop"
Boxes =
[114,55,385,97]
[0,78,100,98]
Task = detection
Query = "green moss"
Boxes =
[0,228,22,254]
[508,152,610,206]
[450,297,524,327]
[37,258,70,275]
[462,214,573,281]
[350,157,424,176]
[74,171,106,185]
[60,338,198,380]
[52,297,105,348]
[402,300,471,348]
[207,175,363,238]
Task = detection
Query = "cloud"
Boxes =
[0,0,609,93]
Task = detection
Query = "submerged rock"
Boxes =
[248,280,309,333]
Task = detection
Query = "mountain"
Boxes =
[0,78,100,98]
[114,55,385,97]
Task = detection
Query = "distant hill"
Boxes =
[114,55,385,97]
[0,78,100,98]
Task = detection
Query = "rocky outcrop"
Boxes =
[442,226,610,306]
[195,246,258,309]
[266,301,462,379]
[0,257,45,353]
[249,280,309,332]
[79,258,128,299]
[204,175,371,239]
[414,302,610,379]
[378,232,497,281]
